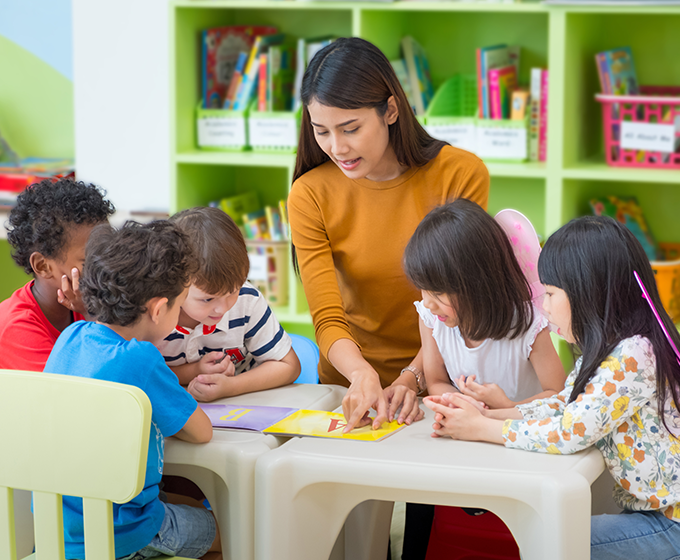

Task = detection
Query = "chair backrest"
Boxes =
[0,369,151,560]
[289,334,320,384]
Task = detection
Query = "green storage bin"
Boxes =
[423,74,478,154]
[196,101,249,151]
[248,108,300,154]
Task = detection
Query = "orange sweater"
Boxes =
[288,145,490,387]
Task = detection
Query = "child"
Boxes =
[402,199,565,409]
[0,177,114,371]
[45,220,221,560]
[157,206,300,402]
[426,215,680,559]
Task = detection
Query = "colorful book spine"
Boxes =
[595,52,611,95]
[539,69,549,163]
[258,53,268,112]
[529,68,542,162]
[223,51,248,109]
[476,48,484,118]
[488,65,516,120]
[264,206,284,241]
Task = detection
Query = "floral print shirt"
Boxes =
[502,336,680,521]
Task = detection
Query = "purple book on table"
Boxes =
[199,403,297,431]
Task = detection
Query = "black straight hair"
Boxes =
[403,199,534,341]
[292,37,448,276]
[538,215,680,432]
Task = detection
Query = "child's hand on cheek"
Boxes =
[57,268,87,316]
[188,373,234,402]
[198,351,236,376]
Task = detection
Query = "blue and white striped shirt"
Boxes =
[157,281,292,375]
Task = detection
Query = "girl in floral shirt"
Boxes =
[424,216,680,560]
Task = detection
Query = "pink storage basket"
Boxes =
[595,85,680,168]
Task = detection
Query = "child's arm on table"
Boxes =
[170,351,235,386]
[173,405,213,443]
[424,395,506,443]
[186,348,300,402]
[419,319,458,397]
[455,328,565,408]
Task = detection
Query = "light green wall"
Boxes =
[0,34,73,299]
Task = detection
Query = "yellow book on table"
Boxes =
[263,409,405,442]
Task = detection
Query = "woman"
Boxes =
[288,37,490,432]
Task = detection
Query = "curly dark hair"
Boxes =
[80,221,198,327]
[6,177,115,275]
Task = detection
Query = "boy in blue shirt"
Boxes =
[45,220,221,560]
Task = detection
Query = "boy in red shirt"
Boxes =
[0,178,114,370]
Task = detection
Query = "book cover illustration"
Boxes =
[263,410,406,442]
[202,26,277,109]
[199,403,297,431]
[595,47,640,95]
[401,36,434,116]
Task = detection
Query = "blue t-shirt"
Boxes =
[44,321,197,559]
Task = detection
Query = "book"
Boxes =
[539,69,549,162]
[234,33,286,111]
[199,404,297,431]
[511,89,530,120]
[401,36,434,116]
[263,410,406,442]
[264,206,284,241]
[201,26,277,109]
[243,209,271,240]
[292,36,336,112]
[595,46,640,95]
[529,68,543,162]
[258,53,269,112]
[223,51,248,109]
[488,65,517,119]
[477,44,511,119]
[391,58,417,115]
[278,200,289,240]
[268,41,297,112]
[219,191,261,226]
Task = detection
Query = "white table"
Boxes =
[254,404,606,560]
[164,383,346,560]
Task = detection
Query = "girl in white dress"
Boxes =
[403,198,565,409]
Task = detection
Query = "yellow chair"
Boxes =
[0,369,183,560]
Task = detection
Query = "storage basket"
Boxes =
[246,240,289,307]
[196,101,249,151]
[423,74,478,153]
[248,108,300,153]
[652,242,680,323]
[595,86,680,168]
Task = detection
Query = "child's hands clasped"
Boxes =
[187,352,236,402]
[424,393,487,439]
[197,351,235,376]
[455,374,513,409]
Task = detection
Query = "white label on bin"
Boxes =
[476,126,527,160]
[621,121,676,153]
[248,254,268,281]
[425,124,476,153]
[249,117,297,147]
[198,117,245,147]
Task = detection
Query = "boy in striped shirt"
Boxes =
[156,207,300,402]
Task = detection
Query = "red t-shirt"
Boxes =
[0,281,84,371]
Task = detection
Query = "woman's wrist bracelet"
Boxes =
[400,365,426,395]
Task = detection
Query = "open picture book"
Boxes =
[198,403,405,442]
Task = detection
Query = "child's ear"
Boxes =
[29,252,54,279]
[148,297,169,325]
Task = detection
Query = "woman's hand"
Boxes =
[455,375,513,409]
[384,376,424,425]
[342,368,388,433]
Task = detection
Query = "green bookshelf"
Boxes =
[169,0,680,336]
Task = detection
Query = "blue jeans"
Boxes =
[591,510,680,560]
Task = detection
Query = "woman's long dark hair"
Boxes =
[291,37,448,275]
[403,199,534,341]
[538,216,680,432]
